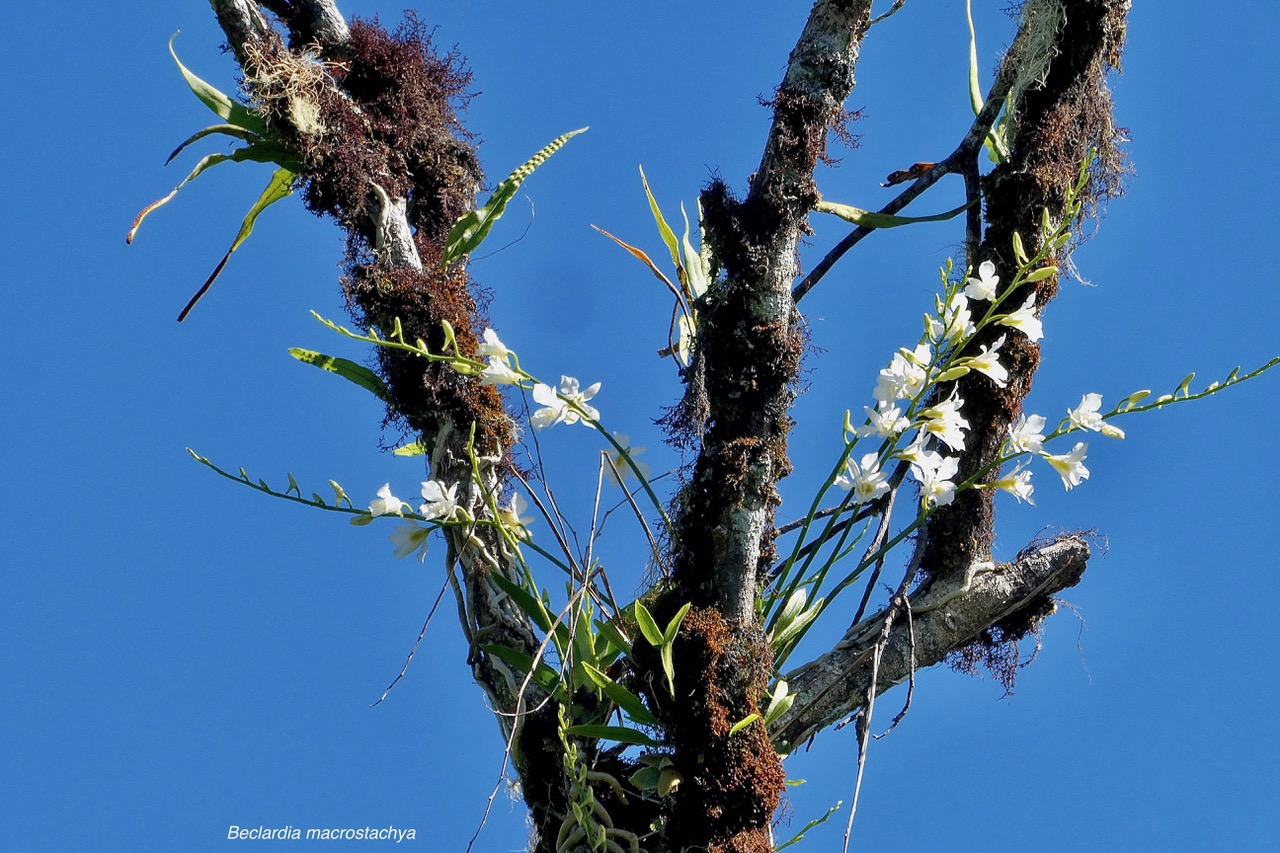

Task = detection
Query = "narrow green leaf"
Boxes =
[966,0,983,116]
[169,34,267,136]
[639,165,681,269]
[285,472,301,498]
[226,168,296,256]
[565,725,662,749]
[350,513,374,526]
[288,348,389,400]
[773,598,822,650]
[166,123,255,165]
[127,152,234,244]
[129,144,300,247]
[572,606,597,670]
[815,199,970,229]
[1176,372,1196,397]
[774,589,808,636]
[728,713,760,736]
[489,573,555,635]
[177,168,297,321]
[633,602,664,647]
[661,643,677,698]
[582,663,659,728]
[592,224,681,297]
[764,680,796,729]
[443,127,587,264]
[482,644,564,696]
[662,602,692,645]
[393,441,427,457]
[595,618,632,657]
[679,202,709,300]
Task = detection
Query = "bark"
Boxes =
[656,2,875,848]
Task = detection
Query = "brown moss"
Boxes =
[237,14,509,454]
[344,263,512,454]
[660,608,786,850]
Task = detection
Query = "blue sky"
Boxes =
[4,2,1278,850]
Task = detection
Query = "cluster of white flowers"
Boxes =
[835,256,1127,512]
[367,479,533,562]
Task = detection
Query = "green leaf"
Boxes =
[227,168,296,255]
[443,127,587,264]
[966,0,983,116]
[595,618,632,658]
[350,513,374,526]
[572,604,597,670]
[166,123,256,165]
[662,602,692,645]
[177,167,297,321]
[582,663,659,728]
[773,596,823,650]
[565,724,662,749]
[633,602,664,647]
[639,165,681,270]
[628,766,661,792]
[728,713,760,736]
[489,573,555,636]
[660,643,677,698]
[1176,372,1196,397]
[814,199,970,229]
[763,680,796,729]
[127,152,233,244]
[288,348,389,400]
[482,644,564,696]
[128,144,300,247]
[679,202,709,300]
[392,441,427,457]
[775,589,807,631]
[169,34,267,136]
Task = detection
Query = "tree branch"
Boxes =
[774,534,1090,749]
[918,0,1129,586]
[792,6,1043,303]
